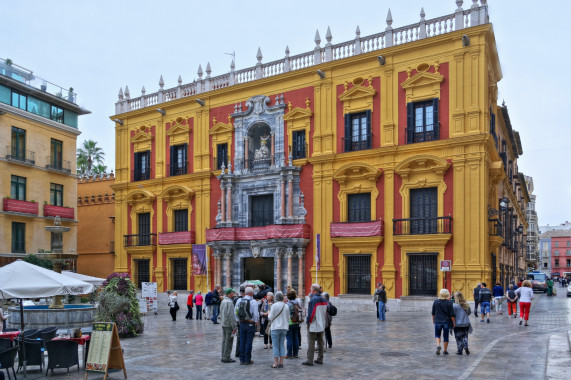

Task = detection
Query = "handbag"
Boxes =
[266,304,285,335]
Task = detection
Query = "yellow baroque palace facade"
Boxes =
[111,2,529,300]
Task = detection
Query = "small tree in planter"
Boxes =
[96,272,144,337]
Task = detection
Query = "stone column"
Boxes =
[275,248,284,292]
[224,248,232,288]
[244,138,249,169]
[286,247,294,289]
[220,183,226,222]
[270,132,275,166]
[287,173,293,218]
[213,249,221,286]
[280,176,286,219]
[226,184,232,222]
[297,247,305,297]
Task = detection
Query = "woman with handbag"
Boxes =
[267,291,290,368]
[452,291,472,355]
[168,291,179,321]
[260,292,274,349]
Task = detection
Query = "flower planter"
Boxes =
[3,199,39,215]
[44,204,74,219]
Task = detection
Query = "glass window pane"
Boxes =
[27,96,50,118]
[63,109,78,128]
[425,105,434,131]
[0,84,10,104]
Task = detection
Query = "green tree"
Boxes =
[92,164,108,175]
[77,140,105,175]
[23,254,53,270]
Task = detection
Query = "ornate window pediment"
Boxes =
[125,189,156,206]
[333,162,382,221]
[401,65,444,103]
[394,154,450,182]
[209,115,234,136]
[209,115,234,171]
[160,185,194,223]
[130,127,154,152]
[284,99,313,163]
[338,78,376,114]
[166,118,191,145]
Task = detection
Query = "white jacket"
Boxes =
[268,301,290,331]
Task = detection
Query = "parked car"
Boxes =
[527,272,547,293]
[567,283,571,297]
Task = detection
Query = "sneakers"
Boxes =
[514,314,517,318]
[519,320,522,325]
[487,318,490,323]
[436,346,441,355]
[443,351,449,355]
[302,361,313,366]
[465,348,470,355]
[456,351,463,355]
[314,360,323,365]
[480,320,484,323]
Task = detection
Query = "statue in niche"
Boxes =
[254,134,270,160]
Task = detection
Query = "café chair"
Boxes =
[17,339,44,372]
[45,340,79,376]
[0,346,19,380]
[0,338,12,351]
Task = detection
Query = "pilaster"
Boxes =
[382,166,397,298]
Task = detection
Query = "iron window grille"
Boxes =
[292,130,306,159]
[135,259,150,289]
[343,111,372,152]
[171,258,188,290]
[250,194,274,227]
[174,209,188,232]
[346,255,371,295]
[347,193,371,222]
[406,99,439,144]
[408,253,438,296]
[216,143,228,170]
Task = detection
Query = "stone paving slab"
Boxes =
[13,290,570,380]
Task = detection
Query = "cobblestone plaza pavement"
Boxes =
[17,290,571,380]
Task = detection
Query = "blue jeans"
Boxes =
[434,322,449,343]
[480,301,490,315]
[286,324,300,357]
[239,321,255,363]
[196,305,202,319]
[211,304,219,322]
[378,302,386,320]
[270,329,287,358]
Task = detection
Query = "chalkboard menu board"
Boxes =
[85,322,126,380]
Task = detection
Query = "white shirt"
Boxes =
[515,287,534,303]
[268,301,290,331]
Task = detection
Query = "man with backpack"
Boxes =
[323,292,337,350]
[234,287,259,365]
[302,284,328,366]
[285,289,303,359]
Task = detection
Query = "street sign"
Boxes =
[440,260,451,271]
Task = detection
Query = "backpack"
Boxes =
[237,299,252,321]
[328,303,337,317]
[291,302,303,323]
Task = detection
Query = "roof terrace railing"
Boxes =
[115,1,489,115]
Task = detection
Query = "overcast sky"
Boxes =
[1,0,569,226]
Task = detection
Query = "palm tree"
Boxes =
[77,140,105,175]
[93,164,108,175]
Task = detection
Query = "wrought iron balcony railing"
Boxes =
[132,169,151,182]
[5,146,35,164]
[168,162,188,176]
[393,216,452,235]
[489,219,503,237]
[45,156,71,173]
[124,234,157,247]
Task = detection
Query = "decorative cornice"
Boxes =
[208,115,234,135]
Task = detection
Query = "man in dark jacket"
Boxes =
[211,284,221,324]
[473,283,481,317]
[478,283,492,323]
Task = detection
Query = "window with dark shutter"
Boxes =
[174,209,188,232]
[344,111,371,152]
[347,193,371,222]
[407,99,439,143]
[134,150,151,181]
[250,194,274,227]
[12,222,25,253]
[138,213,151,245]
[216,143,228,170]
[410,187,437,234]
[170,144,188,176]
[292,130,306,159]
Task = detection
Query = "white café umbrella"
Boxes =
[61,270,105,287]
[0,260,94,378]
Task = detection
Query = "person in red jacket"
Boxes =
[186,290,194,320]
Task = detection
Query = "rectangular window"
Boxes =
[555,259,559,267]
[567,250,571,256]
[347,193,371,222]
[406,99,440,143]
[567,241,570,247]
[10,175,26,201]
[292,130,306,159]
[134,259,150,289]
[12,222,26,253]
[50,105,64,123]
[554,250,559,256]
[27,96,50,118]
[555,242,559,247]
[10,126,26,161]
[138,212,151,245]
[216,143,228,170]
[346,255,371,295]
[134,150,151,181]
[410,187,438,234]
[171,258,188,290]
[170,144,188,176]
[50,183,63,206]
[50,139,63,169]
[174,209,188,232]
[250,194,274,227]
[344,111,371,152]
[567,259,571,267]
[11,90,26,110]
